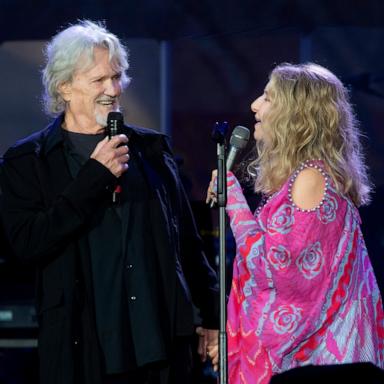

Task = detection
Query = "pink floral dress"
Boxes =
[226,160,384,384]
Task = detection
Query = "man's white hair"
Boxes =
[42,20,130,116]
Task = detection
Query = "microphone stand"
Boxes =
[212,122,228,384]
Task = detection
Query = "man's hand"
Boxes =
[196,327,219,371]
[91,134,129,177]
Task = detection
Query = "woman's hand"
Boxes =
[207,343,219,372]
[196,327,219,372]
[206,169,218,205]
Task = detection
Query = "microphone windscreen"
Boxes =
[107,111,124,138]
[229,125,250,149]
[107,111,124,123]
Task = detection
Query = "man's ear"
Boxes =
[58,82,72,102]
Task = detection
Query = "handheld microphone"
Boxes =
[210,125,250,208]
[226,125,250,171]
[106,111,123,139]
[106,111,124,203]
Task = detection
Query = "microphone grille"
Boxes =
[230,126,250,149]
[106,111,124,138]
[107,111,124,122]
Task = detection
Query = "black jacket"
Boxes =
[0,117,219,384]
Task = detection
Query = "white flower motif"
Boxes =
[317,195,338,224]
[270,304,303,334]
[268,204,295,235]
[296,241,324,279]
[267,245,291,271]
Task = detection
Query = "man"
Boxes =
[0,20,218,384]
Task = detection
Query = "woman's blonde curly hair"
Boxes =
[248,62,371,207]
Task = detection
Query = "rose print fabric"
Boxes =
[226,161,384,384]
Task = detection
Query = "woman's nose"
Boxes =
[251,97,260,112]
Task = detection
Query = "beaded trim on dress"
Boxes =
[288,159,330,212]
[255,159,330,215]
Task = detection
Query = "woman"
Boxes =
[207,63,384,383]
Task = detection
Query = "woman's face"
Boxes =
[251,81,273,142]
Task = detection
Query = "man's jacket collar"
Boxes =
[4,114,167,159]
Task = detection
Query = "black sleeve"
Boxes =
[160,136,219,328]
[178,183,220,329]
[0,155,116,265]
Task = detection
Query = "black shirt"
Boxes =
[62,129,167,374]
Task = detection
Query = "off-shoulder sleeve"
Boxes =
[225,167,384,383]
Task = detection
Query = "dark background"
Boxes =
[0,1,383,382]
[1,1,384,198]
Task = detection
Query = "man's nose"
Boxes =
[105,79,121,96]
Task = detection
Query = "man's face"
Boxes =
[60,47,123,130]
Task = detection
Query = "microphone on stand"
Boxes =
[106,111,124,203]
[226,125,250,170]
[210,125,250,208]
